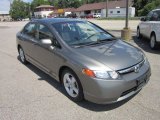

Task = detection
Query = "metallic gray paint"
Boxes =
[16,18,151,104]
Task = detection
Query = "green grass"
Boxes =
[97,17,140,20]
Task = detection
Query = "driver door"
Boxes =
[32,23,62,77]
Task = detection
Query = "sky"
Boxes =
[0,0,33,12]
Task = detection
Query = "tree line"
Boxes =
[10,0,160,20]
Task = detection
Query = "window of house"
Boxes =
[97,10,101,13]
[117,11,120,13]
[110,11,113,14]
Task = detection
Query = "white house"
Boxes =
[74,0,135,18]
[34,5,55,18]
[108,7,135,17]
[0,11,11,21]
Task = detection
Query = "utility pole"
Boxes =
[125,0,129,28]
[106,0,108,18]
[121,0,131,41]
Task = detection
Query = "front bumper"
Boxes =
[79,62,151,104]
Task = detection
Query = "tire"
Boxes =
[150,34,158,50]
[18,47,28,64]
[61,69,84,102]
[137,27,142,39]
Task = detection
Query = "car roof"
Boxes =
[152,9,160,12]
[33,18,86,25]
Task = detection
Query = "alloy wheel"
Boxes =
[19,48,25,63]
[63,73,79,98]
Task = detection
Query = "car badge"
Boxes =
[134,65,140,73]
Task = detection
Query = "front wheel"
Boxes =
[150,34,158,50]
[62,69,84,102]
[18,47,28,64]
[137,27,142,39]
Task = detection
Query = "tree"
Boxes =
[53,0,81,8]
[133,0,160,16]
[31,0,50,12]
[10,0,30,20]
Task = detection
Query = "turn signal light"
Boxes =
[82,69,95,77]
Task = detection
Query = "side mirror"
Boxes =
[140,17,146,21]
[40,39,52,45]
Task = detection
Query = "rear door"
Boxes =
[20,22,39,61]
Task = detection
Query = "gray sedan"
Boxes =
[16,18,151,104]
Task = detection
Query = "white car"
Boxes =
[137,9,160,49]
[93,13,101,18]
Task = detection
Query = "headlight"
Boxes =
[82,69,119,79]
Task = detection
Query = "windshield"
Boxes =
[53,21,115,46]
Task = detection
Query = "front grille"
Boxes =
[118,60,145,74]
[120,87,137,97]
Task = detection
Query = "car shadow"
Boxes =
[132,36,160,54]
[17,56,139,112]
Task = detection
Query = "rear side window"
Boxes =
[23,23,37,38]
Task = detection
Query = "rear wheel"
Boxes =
[18,47,28,64]
[150,34,158,50]
[62,69,84,102]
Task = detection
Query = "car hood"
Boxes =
[73,40,143,70]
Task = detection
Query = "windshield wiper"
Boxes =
[72,38,117,48]
[86,32,105,40]
[84,38,117,46]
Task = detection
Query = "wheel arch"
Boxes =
[17,44,21,52]
[150,31,156,40]
[58,66,75,84]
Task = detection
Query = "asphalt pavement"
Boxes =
[0,21,160,120]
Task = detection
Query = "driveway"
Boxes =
[0,21,160,120]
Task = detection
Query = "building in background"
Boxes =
[34,5,55,18]
[0,11,11,22]
[74,0,135,18]
[34,0,135,19]
[108,7,135,17]
[52,8,76,17]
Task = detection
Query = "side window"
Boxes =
[151,12,159,21]
[38,24,53,40]
[155,10,160,21]
[38,24,61,48]
[23,23,37,38]
[146,11,153,21]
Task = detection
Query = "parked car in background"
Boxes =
[137,9,160,49]
[17,18,151,104]
[22,18,30,21]
[86,14,93,19]
[93,13,101,18]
